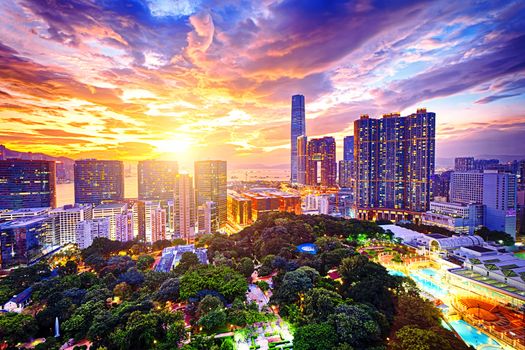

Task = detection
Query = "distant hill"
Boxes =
[0,145,74,183]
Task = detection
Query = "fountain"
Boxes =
[54,317,60,337]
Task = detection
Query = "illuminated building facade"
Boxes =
[454,157,475,172]
[290,94,306,183]
[92,202,127,240]
[74,160,124,206]
[137,160,178,200]
[354,109,435,220]
[76,217,110,249]
[49,204,93,245]
[338,160,354,188]
[306,137,337,187]
[194,160,227,229]
[227,191,252,227]
[198,201,217,235]
[343,136,354,161]
[0,216,50,268]
[297,135,308,185]
[0,159,56,210]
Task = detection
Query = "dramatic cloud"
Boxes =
[0,0,524,168]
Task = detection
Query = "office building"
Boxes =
[306,137,337,187]
[450,172,484,204]
[297,135,308,185]
[76,218,110,249]
[483,171,517,238]
[74,160,124,206]
[198,201,217,235]
[354,110,436,220]
[137,160,178,200]
[422,201,484,235]
[0,159,56,210]
[290,94,306,183]
[0,216,50,268]
[92,202,127,240]
[194,160,227,229]
[343,136,354,161]
[338,160,354,188]
[455,157,475,172]
[174,174,195,241]
[49,205,92,245]
[237,189,301,221]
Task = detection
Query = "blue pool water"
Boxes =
[409,270,447,300]
[419,267,437,278]
[447,320,502,349]
[387,268,406,277]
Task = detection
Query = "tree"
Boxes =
[271,268,314,305]
[114,282,133,300]
[392,294,441,332]
[302,288,343,324]
[179,266,248,302]
[117,268,145,287]
[197,295,223,316]
[237,257,255,278]
[294,323,338,350]
[155,278,180,302]
[328,304,382,348]
[475,227,514,246]
[174,252,201,275]
[137,255,155,271]
[110,311,162,350]
[198,308,227,332]
[0,313,38,345]
[392,326,453,350]
[59,260,78,276]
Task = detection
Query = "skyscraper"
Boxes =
[297,135,308,184]
[0,159,56,210]
[198,201,218,235]
[290,94,306,183]
[138,201,166,243]
[74,160,124,206]
[174,173,196,241]
[306,137,337,187]
[450,172,484,204]
[137,160,179,200]
[455,157,475,172]
[194,160,227,229]
[343,136,354,161]
[354,109,436,220]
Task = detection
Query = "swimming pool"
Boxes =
[409,268,448,300]
[447,320,502,349]
[387,268,406,277]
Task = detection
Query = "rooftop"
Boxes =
[94,202,127,210]
[0,216,48,229]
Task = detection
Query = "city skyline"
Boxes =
[0,0,524,169]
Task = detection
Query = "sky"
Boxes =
[0,0,524,169]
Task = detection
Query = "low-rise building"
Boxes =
[422,201,484,235]
[155,244,208,272]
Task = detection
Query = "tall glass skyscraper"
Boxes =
[290,94,306,183]
[74,160,124,206]
[137,160,179,200]
[0,159,56,210]
[354,109,435,219]
[343,136,354,161]
[194,160,227,229]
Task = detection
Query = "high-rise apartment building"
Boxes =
[74,160,124,206]
[354,109,436,220]
[137,160,178,200]
[198,201,217,235]
[306,137,337,187]
[49,204,92,245]
[455,157,475,172]
[338,160,354,188]
[297,135,308,185]
[115,211,134,242]
[92,202,128,240]
[138,201,166,243]
[0,159,56,210]
[194,160,227,229]
[431,170,452,201]
[290,94,306,183]
[343,136,354,161]
[76,218,110,249]
[174,174,195,241]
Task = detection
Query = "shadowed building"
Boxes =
[137,160,178,201]
[290,94,306,183]
[306,137,337,187]
[194,160,227,229]
[74,160,124,206]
